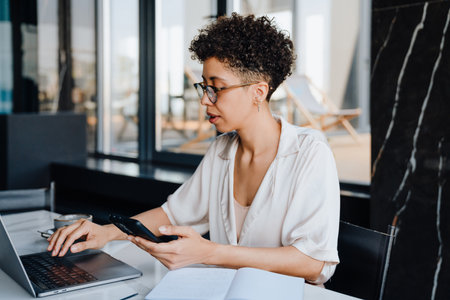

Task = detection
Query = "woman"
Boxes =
[48,13,340,285]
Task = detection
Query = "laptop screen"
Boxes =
[0,216,36,297]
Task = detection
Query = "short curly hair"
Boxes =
[189,13,295,101]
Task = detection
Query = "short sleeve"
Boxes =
[281,140,340,269]
[161,142,218,235]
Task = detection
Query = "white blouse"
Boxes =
[162,116,340,284]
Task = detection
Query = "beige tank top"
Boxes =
[234,199,250,242]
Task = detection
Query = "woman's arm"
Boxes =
[132,207,173,236]
[211,244,324,281]
[47,207,172,256]
[129,224,324,281]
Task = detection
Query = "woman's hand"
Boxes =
[129,225,216,270]
[47,219,125,257]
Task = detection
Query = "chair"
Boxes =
[325,221,396,300]
[178,67,216,150]
[283,74,361,142]
[0,183,55,214]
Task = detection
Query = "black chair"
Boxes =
[0,183,54,214]
[325,221,396,300]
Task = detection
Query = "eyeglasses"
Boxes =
[193,82,259,104]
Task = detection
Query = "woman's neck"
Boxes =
[236,107,281,158]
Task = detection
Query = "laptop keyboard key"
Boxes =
[21,253,97,290]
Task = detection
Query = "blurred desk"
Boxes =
[1,210,359,299]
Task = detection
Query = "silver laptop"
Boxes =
[0,215,142,297]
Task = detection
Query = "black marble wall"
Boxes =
[371,0,450,299]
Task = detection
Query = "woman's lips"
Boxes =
[207,113,219,124]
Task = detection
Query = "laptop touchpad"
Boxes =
[69,251,134,280]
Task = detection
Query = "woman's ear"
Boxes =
[253,81,269,101]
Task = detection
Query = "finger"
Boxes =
[58,224,90,256]
[129,236,149,252]
[154,256,172,269]
[50,222,83,256]
[70,239,97,253]
[47,225,69,251]
[159,225,193,238]
[47,228,62,251]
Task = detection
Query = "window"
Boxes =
[34,0,370,185]
[0,0,12,113]
[233,0,371,184]
[71,0,97,152]
[37,0,58,113]
[37,0,97,152]
[97,0,139,157]
[154,0,216,158]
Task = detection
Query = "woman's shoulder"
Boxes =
[294,126,328,145]
[280,117,330,154]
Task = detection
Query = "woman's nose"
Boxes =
[200,92,212,106]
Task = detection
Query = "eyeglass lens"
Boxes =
[195,84,217,103]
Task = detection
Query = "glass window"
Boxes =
[37,0,97,152]
[234,0,371,184]
[98,0,139,157]
[154,0,215,156]
[0,0,13,113]
[71,0,97,152]
[37,0,58,113]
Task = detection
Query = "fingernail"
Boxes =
[71,245,78,252]
[52,250,56,256]
[159,226,167,233]
[127,236,132,241]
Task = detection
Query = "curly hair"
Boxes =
[189,13,295,101]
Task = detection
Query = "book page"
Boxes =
[145,267,236,300]
[225,268,304,300]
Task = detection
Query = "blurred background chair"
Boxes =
[0,183,54,215]
[325,221,397,300]
[283,74,361,142]
[179,67,216,150]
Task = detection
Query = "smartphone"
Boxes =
[109,214,178,243]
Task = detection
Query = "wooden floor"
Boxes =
[328,133,371,185]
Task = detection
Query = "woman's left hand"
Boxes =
[128,225,216,270]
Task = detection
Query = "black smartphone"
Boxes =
[109,214,178,243]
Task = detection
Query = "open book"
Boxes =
[145,267,304,300]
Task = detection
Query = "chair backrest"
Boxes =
[325,221,396,300]
[284,75,328,115]
[0,183,54,214]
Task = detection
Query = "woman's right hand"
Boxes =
[47,219,125,257]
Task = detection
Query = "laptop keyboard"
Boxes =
[21,253,97,290]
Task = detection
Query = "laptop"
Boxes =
[0,215,142,297]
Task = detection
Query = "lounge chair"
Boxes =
[283,74,361,142]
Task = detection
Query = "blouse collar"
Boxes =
[218,115,301,160]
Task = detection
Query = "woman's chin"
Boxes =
[214,125,229,133]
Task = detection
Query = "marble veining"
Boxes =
[431,138,445,300]
[391,6,450,205]
[393,190,411,225]
[371,1,450,299]
[371,3,428,178]
[371,9,398,80]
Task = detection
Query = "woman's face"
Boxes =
[200,57,256,133]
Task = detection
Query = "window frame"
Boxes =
[138,0,226,166]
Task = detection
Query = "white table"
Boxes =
[0,210,359,299]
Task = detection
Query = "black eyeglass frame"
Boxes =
[193,81,259,104]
